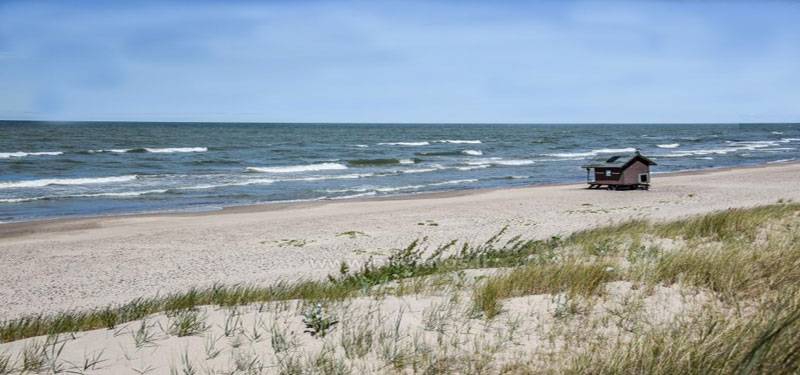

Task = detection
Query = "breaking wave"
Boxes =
[436,140,482,144]
[89,147,207,154]
[466,158,535,166]
[346,158,418,166]
[0,189,169,203]
[0,175,138,189]
[246,163,348,173]
[0,151,64,159]
[323,179,479,195]
[543,147,637,158]
[661,139,800,157]
[377,141,430,146]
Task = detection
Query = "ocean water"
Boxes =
[1,121,799,223]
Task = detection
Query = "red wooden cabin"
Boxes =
[581,151,656,190]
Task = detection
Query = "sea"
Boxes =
[1,121,799,223]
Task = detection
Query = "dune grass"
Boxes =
[554,292,800,375]
[472,262,616,319]
[0,202,798,374]
[2,203,797,342]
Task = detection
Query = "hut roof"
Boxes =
[581,152,657,169]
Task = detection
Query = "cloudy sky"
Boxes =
[1,0,799,123]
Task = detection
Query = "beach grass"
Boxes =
[0,203,798,374]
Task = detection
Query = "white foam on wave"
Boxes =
[144,147,207,153]
[398,167,442,174]
[176,178,276,191]
[495,160,535,166]
[466,157,535,166]
[0,197,42,203]
[663,139,797,158]
[332,191,378,199]
[89,147,207,154]
[398,159,415,164]
[286,173,375,182]
[323,179,478,196]
[462,150,483,156]
[322,187,373,194]
[430,179,479,186]
[88,149,131,153]
[378,179,478,192]
[772,131,783,135]
[657,143,680,149]
[74,189,168,198]
[0,151,64,159]
[246,163,348,173]
[662,148,731,157]
[377,141,430,146]
[354,144,369,148]
[768,158,797,164]
[0,189,168,203]
[376,184,426,192]
[0,175,138,189]
[436,140,482,144]
[456,165,491,171]
[543,147,636,158]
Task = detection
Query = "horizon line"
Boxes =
[2,119,799,126]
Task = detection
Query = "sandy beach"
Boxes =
[1,162,799,319]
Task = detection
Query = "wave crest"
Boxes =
[89,147,207,154]
[0,175,138,189]
[436,140,482,144]
[347,158,418,166]
[543,147,636,158]
[377,142,430,146]
[246,163,348,173]
[0,151,64,159]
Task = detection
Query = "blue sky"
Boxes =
[1,1,799,123]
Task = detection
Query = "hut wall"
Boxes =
[595,168,622,182]
[621,160,650,185]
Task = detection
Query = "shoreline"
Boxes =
[2,160,798,237]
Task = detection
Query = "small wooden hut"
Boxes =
[581,151,656,190]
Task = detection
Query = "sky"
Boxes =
[0,0,799,123]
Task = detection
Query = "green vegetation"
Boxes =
[0,203,798,374]
[336,231,367,239]
[277,239,315,248]
[472,262,616,319]
[167,309,208,337]
[301,303,339,337]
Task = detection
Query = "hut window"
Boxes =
[639,173,649,183]
[605,170,612,177]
